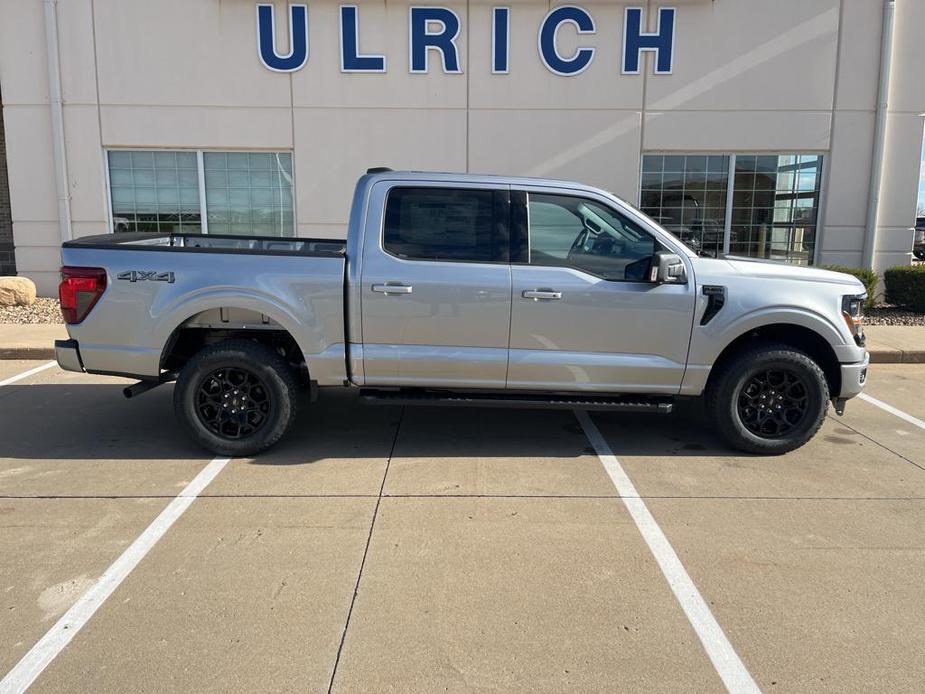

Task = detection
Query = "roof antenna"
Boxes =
[366,167,393,174]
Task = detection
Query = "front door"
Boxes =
[360,184,512,388]
[507,189,696,394]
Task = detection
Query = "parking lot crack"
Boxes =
[326,405,404,694]
[829,416,925,473]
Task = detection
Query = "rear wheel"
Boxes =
[174,339,299,457]
[706,343,829,455]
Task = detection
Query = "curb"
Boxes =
[0,347,56,360]
[868,349,925,364]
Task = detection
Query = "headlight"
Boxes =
[841,294,866,347]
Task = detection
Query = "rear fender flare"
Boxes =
[154,289,317,372]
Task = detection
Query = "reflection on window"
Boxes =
[640,155,729,258]
[730,155,821,265]
[528,193,655,282]
[204,152,293,236]
[108,151,201,234]
[108,150,295,237]
[640,153,824,265]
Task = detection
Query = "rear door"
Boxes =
[507,187,696,394]
[359,182,513,388]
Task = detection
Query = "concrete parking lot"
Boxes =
[1,360,924,692]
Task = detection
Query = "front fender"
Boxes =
[702,306,848,361]
[681,306,859,397]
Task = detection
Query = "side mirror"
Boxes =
[650,251,687,284]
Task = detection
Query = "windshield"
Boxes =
[629,205,702,256]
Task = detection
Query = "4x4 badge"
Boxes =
[117,270,175,283]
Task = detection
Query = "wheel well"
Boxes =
[160,310,308,384]
[707,324,841,397]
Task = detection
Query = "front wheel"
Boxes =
[706,343,829,455]
[173,339,299,457]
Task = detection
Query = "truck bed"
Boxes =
[63,232,346,257]
[60,232,348,385]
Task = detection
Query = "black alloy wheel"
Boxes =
[706,343,829,455]
[195,366,273,440]
[174,339,299,457]
[736,368,809,438]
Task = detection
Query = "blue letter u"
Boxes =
[257,3,309,72]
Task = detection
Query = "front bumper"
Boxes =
[55,339,85,373]
[838,352,869,400]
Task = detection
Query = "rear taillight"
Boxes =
[59,266,107,324]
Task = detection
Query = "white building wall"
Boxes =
[874,0,925,275]
[0,0,922,295]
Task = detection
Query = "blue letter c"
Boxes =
[538,6,595,76]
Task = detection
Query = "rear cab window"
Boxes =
[383,187,509,263]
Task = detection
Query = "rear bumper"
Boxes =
[838,352,869,400]
[55,339,85,373]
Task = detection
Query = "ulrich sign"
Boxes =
[256,4,676,76]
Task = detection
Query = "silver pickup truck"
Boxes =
[55,169,869,457]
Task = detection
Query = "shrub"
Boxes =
[822,265,879,309]
[884,265,925,312]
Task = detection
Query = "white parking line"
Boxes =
[0,456,231,694]
[0,361,57,387]
[858,393,925,431]
[576,411,760,694]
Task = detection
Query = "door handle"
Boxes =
[372,283,413,295]
[522,289,562,301]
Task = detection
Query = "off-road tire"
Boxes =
[706,343,829,455]
[174,339,299,457]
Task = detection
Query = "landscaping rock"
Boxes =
[0,277,37,307]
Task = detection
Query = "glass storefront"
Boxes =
[641,153,824,264]
[640,155,729,258]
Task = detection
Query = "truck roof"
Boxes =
[360,169,616,198]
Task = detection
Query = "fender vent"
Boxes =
[701,285,726,325]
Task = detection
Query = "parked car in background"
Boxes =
[55,170,869,457]
[914,216,925,260]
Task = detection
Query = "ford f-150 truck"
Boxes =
[55,170,869,457]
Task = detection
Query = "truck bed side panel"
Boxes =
[61,246,347,384]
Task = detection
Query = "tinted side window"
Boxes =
[384,188,507,262]
[528,193,656,281]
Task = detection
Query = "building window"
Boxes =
[640,155,729,258]
[641,153,824,264]
[107,150,294,236]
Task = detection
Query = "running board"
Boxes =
[359,389,673,413]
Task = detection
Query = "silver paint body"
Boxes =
[59,171,869,400]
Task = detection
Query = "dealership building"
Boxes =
[0,0,923,295]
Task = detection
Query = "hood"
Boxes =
[721,255,865,291]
